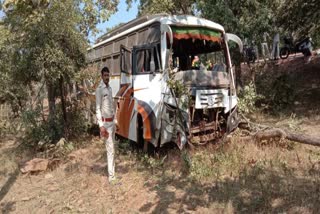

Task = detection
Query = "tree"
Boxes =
[0,24,28,114]
[77,0,120,37]
[277,0,320,46]
[0,0,119,142]
[196,0,282,43]
[196,0,283,88]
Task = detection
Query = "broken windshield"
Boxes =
[169,26,226,72]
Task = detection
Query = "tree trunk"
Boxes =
[240,127,320,147]
[47,82,56,122]
[59,76,68,138]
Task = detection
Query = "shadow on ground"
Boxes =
[139,162,320,213]
[0,169,20,202]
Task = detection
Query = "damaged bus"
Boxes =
[87,14,242,150]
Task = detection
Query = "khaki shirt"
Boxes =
[95,81,114,127]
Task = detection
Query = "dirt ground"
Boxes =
[1,54,320,214]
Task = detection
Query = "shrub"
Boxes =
[21,107,63,144]
[21,102,89,145]
[238,82,264,114]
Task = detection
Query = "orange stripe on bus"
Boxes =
[137,105,152,140]
[115,87,134,138]
[134,87,148,92]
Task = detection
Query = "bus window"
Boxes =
[134,43,161,74]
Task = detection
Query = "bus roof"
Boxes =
[90,14,225,50]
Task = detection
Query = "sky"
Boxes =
[92,0,139,43]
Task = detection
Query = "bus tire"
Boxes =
[137,114,155,154]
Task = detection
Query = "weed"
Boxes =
[238,82,264,114]
[141,154,167,174]
[181,150,191,173]
[117,138,131,155]
[189,144,245,181]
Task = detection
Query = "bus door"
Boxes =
[115,46,135,140]
[132,43,162,142]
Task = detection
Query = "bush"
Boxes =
[21,102,89,145]
[270,75,295,110]
[66,103,90,139]
[238,82,264,114]
[22,107,64,144]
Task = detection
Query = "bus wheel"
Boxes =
[143,141,150,153]
[136,114,144,151]
[137,114,156,155]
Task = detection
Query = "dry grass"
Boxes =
[152,136,320,213]
[1,133,320,213]
[1,97,320,210]
[0,140,18,186]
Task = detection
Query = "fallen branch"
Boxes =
[239,116,320,147]
[285,130,320,147]
[240,114,269,130]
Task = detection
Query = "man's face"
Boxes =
[101,71,110,86]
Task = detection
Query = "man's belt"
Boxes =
[102,116,114,122]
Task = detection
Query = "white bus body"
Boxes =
[87,14,241,149]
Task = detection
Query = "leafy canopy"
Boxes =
[0,0,119,142]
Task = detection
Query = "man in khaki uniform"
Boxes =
[95,67,116,182]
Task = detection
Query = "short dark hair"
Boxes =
[101,66,110,75]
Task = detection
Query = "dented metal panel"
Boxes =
[173,70,229,88]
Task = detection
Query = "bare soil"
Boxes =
[1,54,320,214]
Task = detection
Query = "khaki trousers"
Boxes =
[103,121,115,181]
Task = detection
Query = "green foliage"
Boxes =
[190,152,215,179]
[167,78,188,98]
[2,0,119,38]
[126,0,318,47]
[238,82,264,114]
[21,107,63,144]
[127,0,196,15]
[181,150,191,172]
[277,0,320,47]
[0,0,120,143]
[66,102,90,139]
[21,102,89,144]
[141,154,167,174]
[77,0,120,37]
[6,0,87,82]
[117,139,132,155]
[197,0,282,43]
[270,75,295,110]
[256,72,295,112]
[166,73,191,110]
[0,25,29,111]
[190,145,243,180]
[0,0,88,109]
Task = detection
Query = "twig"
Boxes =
[240,113,269,131]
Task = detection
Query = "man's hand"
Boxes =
[100,126,109,138]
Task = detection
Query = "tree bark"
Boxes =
[59,76,68,138]
[47,82,56,122]
[240,127,320,147]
